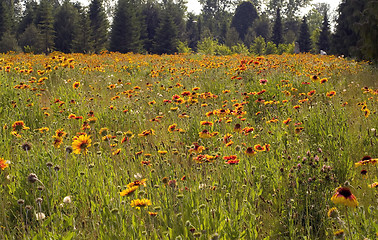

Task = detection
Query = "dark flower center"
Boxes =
[338,188,352,198]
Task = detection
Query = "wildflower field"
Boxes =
[0,52,377,239]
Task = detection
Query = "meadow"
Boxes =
[0,52,376,239]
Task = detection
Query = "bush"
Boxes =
[177,41,192,54]
[250,36,266,55]
[197,37,217,55]
[265,41,277,55]
[231,43,249,54]
[0,32,21,53]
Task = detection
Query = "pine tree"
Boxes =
[72,7,93,53]
[88,0,108,53]
[153,2,178,54]
[230,1,258,42]
[0,0,12,39]
[54,1,79,53]
[298,16,311,52]
[317,12,330,52]
[110,0,142,53]
[271,8,283,46]
[35,0,55,53]
[140,0,160,53]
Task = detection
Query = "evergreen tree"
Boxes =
[72,6,93,53]
[35,0,55,53]
[140,0,160,53]
[88,0,108,53]
[186,13,200,51]
[317,12,330,52]
[110,0,142,53]
[153,1,178,54]
[253,13,270,41]
[332,0,364,58]
[357,0,378,61]
[0,0,12,39]
[230,1,258,42]
[271,8,283,46]
[17,1,38,37]
[18,24,43,53]
[298,16,311,52]
[54,1,79,53]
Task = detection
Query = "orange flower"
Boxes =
[12,121,29,131]
[0,158,9,170]
[254,144,266,152]
[326,91,336,98]
[283,118,292,125]
[200,121,213,126]
[331,187,358,208]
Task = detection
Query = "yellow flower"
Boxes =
[72,134,92,154]
[73,82,80,89]
[130,199,151,209]
[53,136,63,148]
[120,186,138,197]
[331,187,358,208]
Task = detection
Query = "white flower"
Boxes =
[36,212,45,220]
[63,196,72,204]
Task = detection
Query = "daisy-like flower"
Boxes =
[331,187,358,208]
[326,91,336,98]
[200,121,213,126]
[333,229,344,239]
[55,129,67,137]
[52,136,63,148]
[168,124,177,132]
[72,134,92,154]
[130,199,151,209]
[99,128,109,137]
[120,186,138,197]
[0,158,9,170]
[12,121,29,131]
[199,129,211,139]
[138,129,154,137]
[355,156,377,167]
[327,207,339,218]
[368,182,378,188]
[233,123,242,133]
[127,179,147,188]
[189,143,205,154]
[73,82,80,89]
[245,147,257,156]
[254,144,266,152]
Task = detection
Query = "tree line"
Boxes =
[0,0,376,61]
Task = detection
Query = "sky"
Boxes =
[186,0,341,15]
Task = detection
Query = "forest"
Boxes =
[0,0,377,61]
